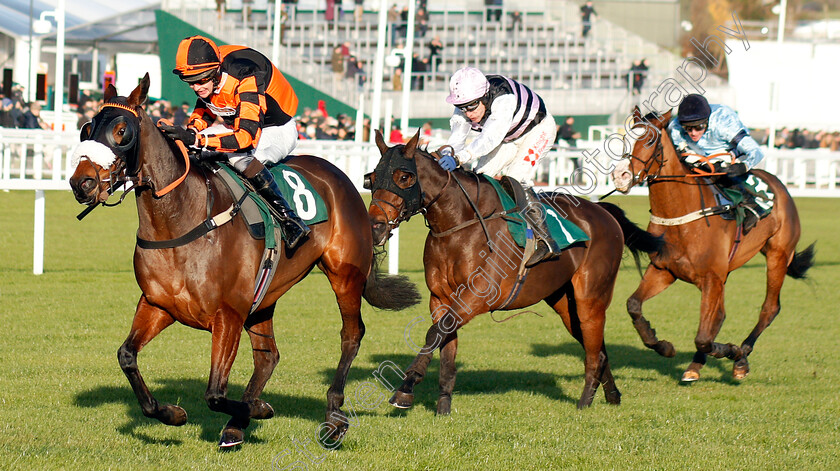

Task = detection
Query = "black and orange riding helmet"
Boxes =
[173,36,221,83]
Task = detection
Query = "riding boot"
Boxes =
[733,181,765,235]
[741,204,760,234]
[523,188,562,268]
[245,162,311,249]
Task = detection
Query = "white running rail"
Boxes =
[4,129,839,274]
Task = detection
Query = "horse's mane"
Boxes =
[409,143,484,180]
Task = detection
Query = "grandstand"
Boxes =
[162,0,726,125]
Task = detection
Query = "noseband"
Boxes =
[622,136,664,187]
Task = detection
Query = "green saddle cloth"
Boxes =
[217,161,328,248]
[482,175,589,250]
[719,174,775,223]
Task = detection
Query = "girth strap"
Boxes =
[136,192,248,249]
[429,210,516,238]
[649,204,733,226]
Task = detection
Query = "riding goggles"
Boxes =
[187,75,215,86]
[682,123,707,133]
[457,99,482,113]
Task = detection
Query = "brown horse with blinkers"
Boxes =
[366,130,661,412]
[69,75,419,447]
[610,107,815,382]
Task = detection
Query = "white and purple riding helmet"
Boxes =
[445,67,490,106]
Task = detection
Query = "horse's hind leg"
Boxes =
[320,266,366,445]
[733,246,790,379]
[118,296,185,426]
[628,265,678,357]
[549,287,618,408]
[221,307,280,444]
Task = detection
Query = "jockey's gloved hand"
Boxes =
[438,148,458,171]
[710,161,728,174]
[159,124,197,147]
[726,162,747,178]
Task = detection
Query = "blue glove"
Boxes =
[438,148,458,171]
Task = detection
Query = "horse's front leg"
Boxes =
[222,308,280,443]
[389,322,448,409]
[118,296,185,426]
[436,332,458,415]
[627,264,677,357]
[683,276,742,382]
[206,308,253,448]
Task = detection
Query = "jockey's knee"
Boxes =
[229,153,255,173]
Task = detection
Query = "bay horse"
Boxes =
[68,74,419,447]
[610,107,815,382]
[366,130,661,413]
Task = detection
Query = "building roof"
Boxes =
[0,0,159,51]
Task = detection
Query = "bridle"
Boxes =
[79,103,191,209]
[364,148,453,232]
[621,133,665,188]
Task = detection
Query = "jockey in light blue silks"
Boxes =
[667,93,768,231]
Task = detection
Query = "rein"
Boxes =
[151,140,191,198]
[450,172,494,247]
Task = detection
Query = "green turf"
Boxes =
[1,190,838,470]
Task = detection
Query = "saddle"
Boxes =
[207,160,328,315]
[711,173,775,233]
[487,175,588,250]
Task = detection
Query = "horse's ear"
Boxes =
[127,73,150,108]
[661,109,673,125]
[374,129,388,155]
[104,83,117,102]
[403,129,421,160]
[632,106,642,124]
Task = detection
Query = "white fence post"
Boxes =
[33,189,45,275]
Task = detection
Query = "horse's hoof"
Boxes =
[656,341,676,358]
[733,361,750,380]
[158,405,188,426]
[436,395,451,415]
[681,370,700,382]
[250,399,275,420]
[605,389,622,405]
[318,412,348,448]
[389,391,414,409]
[218,427,244,448]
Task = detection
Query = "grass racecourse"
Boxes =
[1,189,838,470]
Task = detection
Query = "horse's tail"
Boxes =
[596,201,664,275]
[787,242,816,280]
[363,252,422,310]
